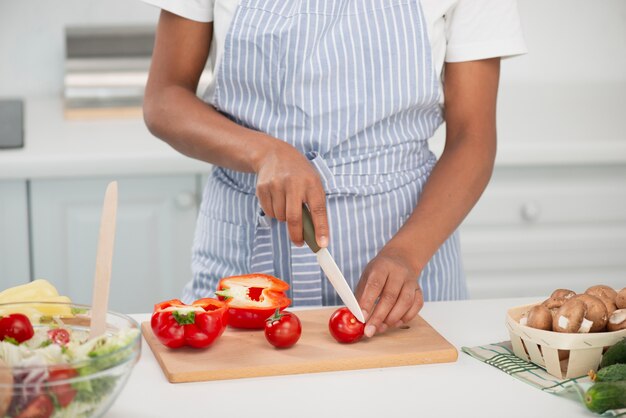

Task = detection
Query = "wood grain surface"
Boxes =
[142,307,458,383]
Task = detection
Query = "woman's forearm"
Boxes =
[385,132,496,272]
[143,85,275,173]
[145,11,331,245]
[143,11,279,174]
[383,58,501,273]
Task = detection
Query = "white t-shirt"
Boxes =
[143,0,527,104]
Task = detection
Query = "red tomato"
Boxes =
[15,394,54,418]
[47,367,78,407]
[328,307,365,344]
[0,313,34,343]
[264,309,301,348]
[47,328,70,346]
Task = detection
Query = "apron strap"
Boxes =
[249,210,275,275]
[289,243,323,306]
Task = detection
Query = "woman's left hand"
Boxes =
[355,247,424,338]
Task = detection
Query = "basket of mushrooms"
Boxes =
[506,286,626,379]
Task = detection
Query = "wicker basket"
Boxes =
[506,303,626,379]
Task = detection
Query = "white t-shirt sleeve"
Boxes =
[141,0,214,23]
[444,0,527,62]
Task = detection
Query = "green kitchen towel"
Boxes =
[462,342,626,417]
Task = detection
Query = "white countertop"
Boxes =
[0,98,208,180]
[1,96,625,180]
[108,297,596,418]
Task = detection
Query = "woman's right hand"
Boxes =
[254,140,329,248]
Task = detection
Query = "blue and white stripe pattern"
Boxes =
[183,0,468,305]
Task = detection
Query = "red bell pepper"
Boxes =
[150,298,228,349]
[215,274,291,329]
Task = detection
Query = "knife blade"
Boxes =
[302,205,366,323]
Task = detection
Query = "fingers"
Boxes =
[255,148,327,248]
[306,187,329,248]
[363,272,403,338]
[356,266,387,325]
[383,282,416,328]
[265,184,327,248]
[286,198,304,246]
[256,184,274,219]
[401,287,423,323]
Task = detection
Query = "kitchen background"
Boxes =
[0,0,624,313]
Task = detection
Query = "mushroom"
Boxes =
[525,305,553,331]
[600,298,618,316]
[542,289,576,321]
[519,311,528,326]
[616,288,626,309]
[0,358,13,417]
[552,289,577,300]
[607,309,626,332]
[586,285,618,314]
[542,289,576,310]
[586,285,618,301]
[553,299,591,333]
[572,294,609,332]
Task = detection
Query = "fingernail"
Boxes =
[361,310,369,321]
[394,321,403,328]
[364,324,376,338]
[318,236,328,247]
[379,324,388,333]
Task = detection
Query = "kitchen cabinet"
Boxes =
[461,165,626,298]
[0,181,31,287]
[30,175,199,313]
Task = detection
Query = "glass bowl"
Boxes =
[0,301,141,418]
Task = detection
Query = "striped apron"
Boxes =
[183,0,468,305]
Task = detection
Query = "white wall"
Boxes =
[0,0,159,97]
[1,0,624,97]
[497,0,626,147]
[505,0,626,84]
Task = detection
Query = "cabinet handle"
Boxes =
[520,201,541,223]
[175,192,197,210]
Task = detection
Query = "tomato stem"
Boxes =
[266,308,283,323]
[3,336,19,345]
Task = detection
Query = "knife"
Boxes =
[301,204,366,323]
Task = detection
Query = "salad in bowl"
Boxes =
[0,299,140,418]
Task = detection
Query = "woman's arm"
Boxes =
[356,58,501,337]
[144,10,329,247]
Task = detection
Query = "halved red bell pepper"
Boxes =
[150,298,228,349]
[215,274,291,329]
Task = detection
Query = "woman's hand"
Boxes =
[254,141,329,248]
[355,245,424,338]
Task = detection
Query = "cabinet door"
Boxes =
[461,166,626,298]
[30,176,198,313]
[0,181,30,288]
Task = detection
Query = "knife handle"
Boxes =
[301,204,321,253]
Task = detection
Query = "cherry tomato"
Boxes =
[328,307,365,344]
[0,313,34,343]
[47,328,70,346]
[15,394,54,418]
[47,367,78,407]
[264,309,301,348]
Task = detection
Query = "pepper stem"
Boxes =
[172,310,196,325]
[214,289,232,300]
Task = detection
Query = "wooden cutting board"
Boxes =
[141,307,457,383]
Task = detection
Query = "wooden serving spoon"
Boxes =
[89,181,118,339]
